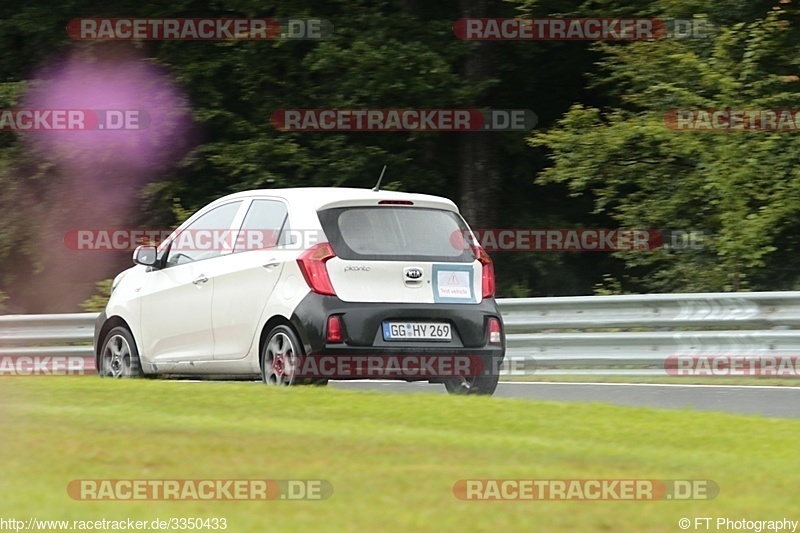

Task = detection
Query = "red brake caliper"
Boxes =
[272,355,284,378]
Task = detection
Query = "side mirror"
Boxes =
[133,245,158,267]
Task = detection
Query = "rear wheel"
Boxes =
[262,325,303,386]
[443,372,499,396]
[99,326,144,378]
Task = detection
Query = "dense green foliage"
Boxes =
[0,0,797,311]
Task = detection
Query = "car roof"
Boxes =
[210,187,460,213]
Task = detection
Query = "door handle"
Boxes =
[192,275,209,285]
[263,259,280,268]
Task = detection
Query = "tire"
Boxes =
[261,325,304,387]
[99,326,144,378]
[443,370,500,396]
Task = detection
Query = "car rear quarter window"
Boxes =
[318,206,475,262]
[234,199,289,253]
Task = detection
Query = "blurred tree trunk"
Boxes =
[458,0,500,229]
[398,0,418,15]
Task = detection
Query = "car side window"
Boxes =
[234,199,289,253]
[165,201,243,267]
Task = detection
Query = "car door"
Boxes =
[211,198,291,360]
[138,200,244,363]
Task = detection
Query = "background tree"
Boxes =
[533,2,800,292]
[2,0,798,311]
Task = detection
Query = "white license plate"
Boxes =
[382,322,452,341]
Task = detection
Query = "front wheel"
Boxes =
[99,326,144,378]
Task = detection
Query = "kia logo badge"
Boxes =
[405,268,423,280]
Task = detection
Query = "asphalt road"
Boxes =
[330,381,800,419]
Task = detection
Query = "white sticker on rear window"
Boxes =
[433,264,476,303]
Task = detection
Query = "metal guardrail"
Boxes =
[0,313,95,358]
[498,292,800,330]
[2,291,800,376]
[498,292,800,375]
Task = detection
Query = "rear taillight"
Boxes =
[297,242,337,296]
[475,246,495,298]
[488,317,502,344]
[326,315,343,343]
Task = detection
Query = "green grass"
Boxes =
[1,378,799,532]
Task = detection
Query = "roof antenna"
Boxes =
[372,165,387,192]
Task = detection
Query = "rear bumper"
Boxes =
[288,293,504,381]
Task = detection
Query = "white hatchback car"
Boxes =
[94,187,505,395]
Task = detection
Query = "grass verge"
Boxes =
[0,377,798,532]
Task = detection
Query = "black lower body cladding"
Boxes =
[288,293,505,381]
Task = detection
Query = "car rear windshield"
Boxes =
[318,206,476,262]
